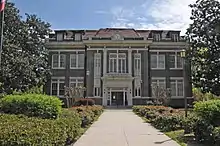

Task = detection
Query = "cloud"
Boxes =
[110,0,198,35]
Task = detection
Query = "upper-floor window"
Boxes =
[170,78,184,97]
[169,52,183,69]
[52,53,66,69]
[75,33,82,41]
[56,33,63,41]
[51,77,65,96]
[94,53,101,77]
[150,53,165,69]
[109,53,127,73]
[172,34,179,42]
[70,52,84,69]
[134,53,141,76]
[153,33,161,41]
[69,77,84,88]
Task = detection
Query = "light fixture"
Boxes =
[180,49,186,58]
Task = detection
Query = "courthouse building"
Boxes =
[45,28,192,107]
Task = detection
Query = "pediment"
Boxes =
[111,33,123,40]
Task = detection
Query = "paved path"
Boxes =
[73,110,180,146]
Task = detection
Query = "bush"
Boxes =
[0,94,63,119]
[152,114,184,132]
[193,100,220,144]
[0,111,82,146]
[194,100,220,126]
[74,98,95,106]
[71,105,103,127]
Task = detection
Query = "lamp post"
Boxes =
[180,49,188,118]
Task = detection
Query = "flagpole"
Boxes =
[0,2,5,68]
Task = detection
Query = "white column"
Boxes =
[128,50,132,74]
[127,86,133,106]
[123,89,125,106]
[103,49,107,75]
[102,86,108,106]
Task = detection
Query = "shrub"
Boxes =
[0,111,82,146]
[71,105,103,127]
[74,98,95,106]
[0,94,63,119]
[152,114,184,132]
[194,100,220,125]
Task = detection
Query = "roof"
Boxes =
[51,28,181,37]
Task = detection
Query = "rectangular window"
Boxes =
[56,33,63,41]
[172,34,179,42]
[69,77,84,88]
[151,53,165,69]
[52,54,66,69]
[170,78,184,97]
[94,87,101,97]
[151,78,166,97]
[94,53,101,76]
[134,53,141,76]
[51,78,65,96]
[135,87,141,97]
[109,53,126,73]
[70,52,84,69]
[75,33,82,41]
[153,33,161,41]
[169,52,183,69]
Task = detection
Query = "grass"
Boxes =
[165,130,187,146]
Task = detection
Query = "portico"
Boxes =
[102,74,133,106]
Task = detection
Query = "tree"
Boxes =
[186,0,220,95]
[0,2,51,95]
[151,84,171,106]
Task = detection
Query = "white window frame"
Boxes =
[170,77,184,98]
[151,52,165,69]
[172,34,179,42]
[151,77,166,97]
[134,86,141,97]
[108,53,127,73]
[56,33,63,41]
[134,53,141,77]
[50,77,65,97]
[94,87,101,97]
[69,77,84,88]
[94,53,101,77]
[153,33,161,41]
[52,53,66,69]
[169,52,183,69]
[70,52,84,69]
[75,33,82,41]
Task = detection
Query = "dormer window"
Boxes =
[75,33,82,41]
[172,34,179,42]
[153,33,161,41]
[57,33,63,41]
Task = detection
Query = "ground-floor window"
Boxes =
[135,87,141,97]
[94,87,101,97]
[151,78,166,97]
[170,78,184,97]
[51,78,65,96]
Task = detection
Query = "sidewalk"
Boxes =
[73,109,180,146]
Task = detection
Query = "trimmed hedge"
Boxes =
[0,105,103,146]
[74,98,95,106]
[0,94,63,119]
[133,106,185,132]
[0,110,81,146]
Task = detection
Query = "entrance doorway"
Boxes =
[110,92,128,106]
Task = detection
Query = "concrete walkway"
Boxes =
[73,110,180,146]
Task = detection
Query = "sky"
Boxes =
[10,0,198,35]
